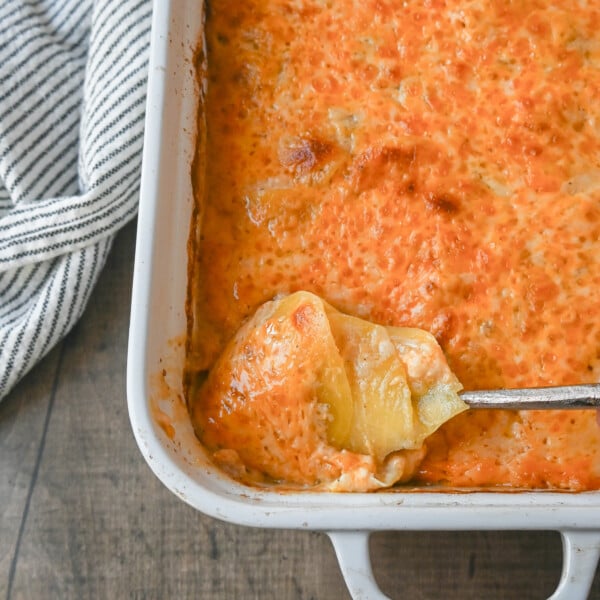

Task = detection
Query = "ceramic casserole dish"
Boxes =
[127,1,600,597]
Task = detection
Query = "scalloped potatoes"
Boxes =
[190,292,466,490]
[187,0,600,491]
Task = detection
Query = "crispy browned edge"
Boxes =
[183,31,208,411]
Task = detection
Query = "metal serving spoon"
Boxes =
[460,383,600,409]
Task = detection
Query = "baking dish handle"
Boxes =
[549,530,600,600]
[328,531,389,600]
[329,529,600,600]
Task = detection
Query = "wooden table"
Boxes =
[1,221,598,599]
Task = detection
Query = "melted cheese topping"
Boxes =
[188,0,600,490]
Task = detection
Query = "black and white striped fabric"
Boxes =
[0,0,152,399]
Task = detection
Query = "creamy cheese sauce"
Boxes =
[188,0,600,490]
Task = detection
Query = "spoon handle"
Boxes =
[460,383,600,409]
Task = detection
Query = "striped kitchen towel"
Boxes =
[0,0,152,400]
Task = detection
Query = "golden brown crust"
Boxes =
[188,0,600,490]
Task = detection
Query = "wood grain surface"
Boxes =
[1,221,599,599]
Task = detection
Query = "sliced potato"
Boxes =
[265,291,355,446]
[326,310,415,459]
[325,311,467,459]
[387,326,466,443]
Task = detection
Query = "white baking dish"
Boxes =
[127,2,600,598]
